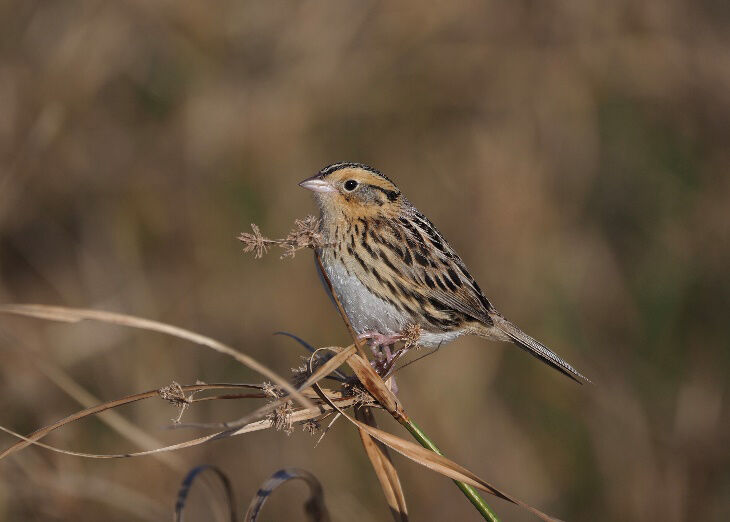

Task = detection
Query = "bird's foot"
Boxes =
[359,332,403,381]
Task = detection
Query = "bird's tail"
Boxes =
[489,314,590,384]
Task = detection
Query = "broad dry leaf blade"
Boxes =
[346,352,405,421]
[321,399,560,522]
[356,406,408,522]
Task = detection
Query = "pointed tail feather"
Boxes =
[490,315,590,384]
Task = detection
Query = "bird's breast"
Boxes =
[319,254,408,336]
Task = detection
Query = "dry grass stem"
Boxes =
[0,305,316,412]
[302,419,320,436]
[0,278,558,520]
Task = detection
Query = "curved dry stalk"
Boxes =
[0,384,256,461]
[0,304,315,412]
[245,468,330,522]
[0,226,563,521]
[175,465,237,522]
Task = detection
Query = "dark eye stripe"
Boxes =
[368,184,400,201]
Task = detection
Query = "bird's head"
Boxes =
[299,163,402,219]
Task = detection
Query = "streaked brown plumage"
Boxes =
[300,162,587,383]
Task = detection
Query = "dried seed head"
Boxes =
[158,381,189,407]
[268,400,294,435]
[262,381,285,398]
[158,381,192,424]
[343,381,373,406]
[302,419,320,435]
[239,216,328,260]
[238,224,271,258]
[280,216,325,258]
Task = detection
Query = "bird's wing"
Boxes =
[349,206,590,383]
[366,207,495,327]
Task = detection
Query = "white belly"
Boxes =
[418,328,468,348]
[323,259,407,335]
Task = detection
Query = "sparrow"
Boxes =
[299,162,587,383]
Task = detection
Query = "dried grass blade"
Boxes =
[0,424,223,459]
[0,384,250,460]
[353,418,559,521]
[345,352,406,421]
[0,304,314,411]
[245,468,330,522]
[313,393,559,522]
[175,465,236,522]
[355,406,408,522]
[1,396,365,460]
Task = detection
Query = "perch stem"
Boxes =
[400,418,499,522]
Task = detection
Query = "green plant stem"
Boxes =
[399,419,499,522]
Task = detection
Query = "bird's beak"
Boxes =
[298,175,336,193]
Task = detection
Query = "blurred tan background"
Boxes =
[1,1,729,521]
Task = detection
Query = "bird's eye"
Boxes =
[344,179,358,191]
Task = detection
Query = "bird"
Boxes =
[299,162,588,383]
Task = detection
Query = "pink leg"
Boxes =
[358,332,407,395]
[358,331,401,377]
